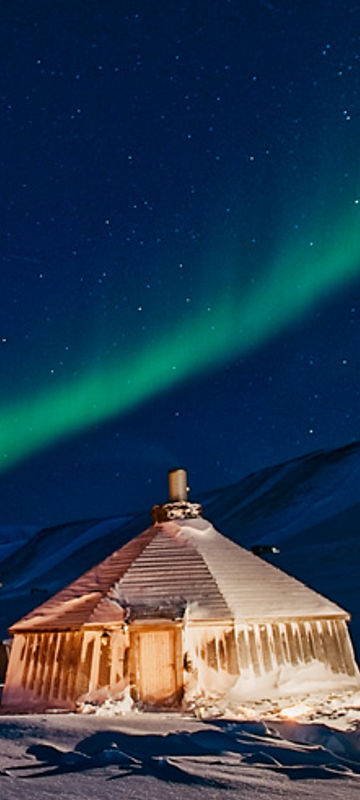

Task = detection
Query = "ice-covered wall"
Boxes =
[183,618,359,703]
[3,615,359,711]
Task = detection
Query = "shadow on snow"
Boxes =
[5,720,360,784]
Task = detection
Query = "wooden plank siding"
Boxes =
[2,615,358,710]
[185,618,358,697]
[2,627,130,709]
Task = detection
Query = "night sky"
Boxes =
[1,0,360,525]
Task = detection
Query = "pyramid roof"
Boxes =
[10,517,347,633]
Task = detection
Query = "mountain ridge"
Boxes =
[1,440,360,654]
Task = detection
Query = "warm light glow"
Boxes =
[279,703,313,719]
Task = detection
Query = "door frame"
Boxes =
[129,621,183,707]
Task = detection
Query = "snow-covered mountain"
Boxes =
[1,441,360,656]
[0,523,40,561]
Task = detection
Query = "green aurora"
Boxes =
[1,205,360,472]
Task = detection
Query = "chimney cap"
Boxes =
[150,468,202,523]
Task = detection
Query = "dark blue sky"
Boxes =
[1,0,360,525]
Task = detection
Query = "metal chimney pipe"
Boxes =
[168,468,188,502]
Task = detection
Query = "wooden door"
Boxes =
[131,627,182,706]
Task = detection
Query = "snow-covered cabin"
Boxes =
[3,470,359,711]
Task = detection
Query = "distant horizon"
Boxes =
[0,435,359,529]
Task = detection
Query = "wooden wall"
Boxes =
[2,616,358,710]
[183,617,358,699]
[2,626,130,710]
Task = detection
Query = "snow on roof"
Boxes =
[10,518,346,633]
[179,518,346,620]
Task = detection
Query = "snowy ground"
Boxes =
[3,444,360,797]
[1,694,360,800]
